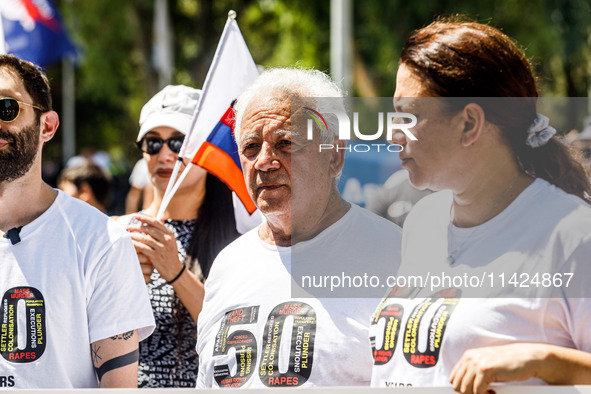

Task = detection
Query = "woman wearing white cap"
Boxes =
[370,18,591,393]
[123,85,239,387]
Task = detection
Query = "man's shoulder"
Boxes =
[54,191,127,240]
[56,190,106,216]
[348,203,402,235]
[215,225,264,260]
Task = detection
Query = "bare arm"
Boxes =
[91,329,139,388]
[127,214,205,321]
[164,262,205,321]
[125,186,143,214]
[450,343,591,394]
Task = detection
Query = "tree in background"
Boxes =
[44,0,591,168]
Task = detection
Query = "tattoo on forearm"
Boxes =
[110,330,134,341]
[91,345,102,365]
[94,348,139,382]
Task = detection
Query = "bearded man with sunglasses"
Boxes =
[0,55,155,388]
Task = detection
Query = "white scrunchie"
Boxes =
[526,113,556,148]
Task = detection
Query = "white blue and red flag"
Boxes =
[184,14,259,215]
[0,0,76,67]
[191,100,256,211]
[158,13,261,230]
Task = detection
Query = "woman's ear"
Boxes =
[461,103,485,147]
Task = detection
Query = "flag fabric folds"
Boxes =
[191,101,257,214]
[181,15,259,214]
[0,0,76,67]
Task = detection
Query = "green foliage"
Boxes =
[241,0,331,70]
[46,0,590,166]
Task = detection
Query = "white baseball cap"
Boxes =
[137,85,202,141]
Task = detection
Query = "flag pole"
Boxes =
[62,54,76,164]
[61,0,76,164]
[157,162,194,218]
[156,10,238,220]
[157,158,184,219]
[153,0,173,88]
[0,7,6,54]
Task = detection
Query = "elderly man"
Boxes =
[196,68,401,388]
[0,54,154,388]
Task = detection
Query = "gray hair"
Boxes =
[234,67,344,144]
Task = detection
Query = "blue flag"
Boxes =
[0,0,76,67]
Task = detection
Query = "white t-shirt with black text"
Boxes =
[197,204,401,388]
[0,191,155,388]
[370,179,591,388]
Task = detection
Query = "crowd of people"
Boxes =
[1,15,591,393]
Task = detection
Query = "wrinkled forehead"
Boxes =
[237,97,289,136]
[237,95,321,141]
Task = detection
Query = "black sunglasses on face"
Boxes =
[0,97,44,122]
[136,136,185,155]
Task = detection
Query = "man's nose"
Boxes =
[254,143,280,171]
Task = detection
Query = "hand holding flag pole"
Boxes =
[157,11,260,226]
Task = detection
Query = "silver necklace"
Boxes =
[446,174,520,265]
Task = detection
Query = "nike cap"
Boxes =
[137,85,202,141]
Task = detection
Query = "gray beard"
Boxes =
[0,123,40,183]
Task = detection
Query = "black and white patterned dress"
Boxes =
[134,217,200,387]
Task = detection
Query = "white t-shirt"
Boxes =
[197,204,401,388]
[370,178,591,388]
[0,191,155,388]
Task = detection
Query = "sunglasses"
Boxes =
[136,136,185,155]
[0,97,45,122]
[0,97,44,122]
